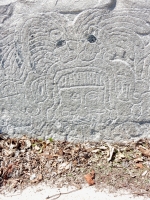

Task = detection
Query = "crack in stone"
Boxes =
[55,0,59,6]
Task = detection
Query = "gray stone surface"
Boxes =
[1,0,150,142]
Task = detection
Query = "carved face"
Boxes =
[56,86,105,122]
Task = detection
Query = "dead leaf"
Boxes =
[4,149,15,157]
[130,174,136,178]
[58,162,71,173]
[84,170,95,186]
[99,146,107,150]
[135,163,143,169]
[3,163,16,179]
[34,145,40,151]
[25,139,31,149]
[30,174,36,181]
[134,157,143,163]
[142,170,148,176]
[30,174,43,183]
[73,160,77,166]
[46,140,50,145]
[38,174,43,181]
[57,149,63,156]
[41,141,47,149]
[117,152,125,160]
[8,179,19,188]
[145,161,150,168]
[38,147,43,154]
[92,149,100,153]
[139,146,150,157]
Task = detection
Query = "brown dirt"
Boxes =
[1,134,150,197]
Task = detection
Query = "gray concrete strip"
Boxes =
[0,183,149,200]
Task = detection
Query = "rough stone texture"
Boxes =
[0,0,150,142]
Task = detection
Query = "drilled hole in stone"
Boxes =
[87,35,97,43]
[56,40,66,47]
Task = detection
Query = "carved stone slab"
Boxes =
[1,2,150,141]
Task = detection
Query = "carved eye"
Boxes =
[86,92,98,100]
[56,40,66,47]
[87,35,97,43]
[71,92,80,101]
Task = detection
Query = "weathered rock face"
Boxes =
[0,0,150,142]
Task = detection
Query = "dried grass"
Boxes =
[0,135,150,197]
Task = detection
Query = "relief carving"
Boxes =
[0,9,150,141]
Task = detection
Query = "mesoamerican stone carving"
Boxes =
[1,1,150,142]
